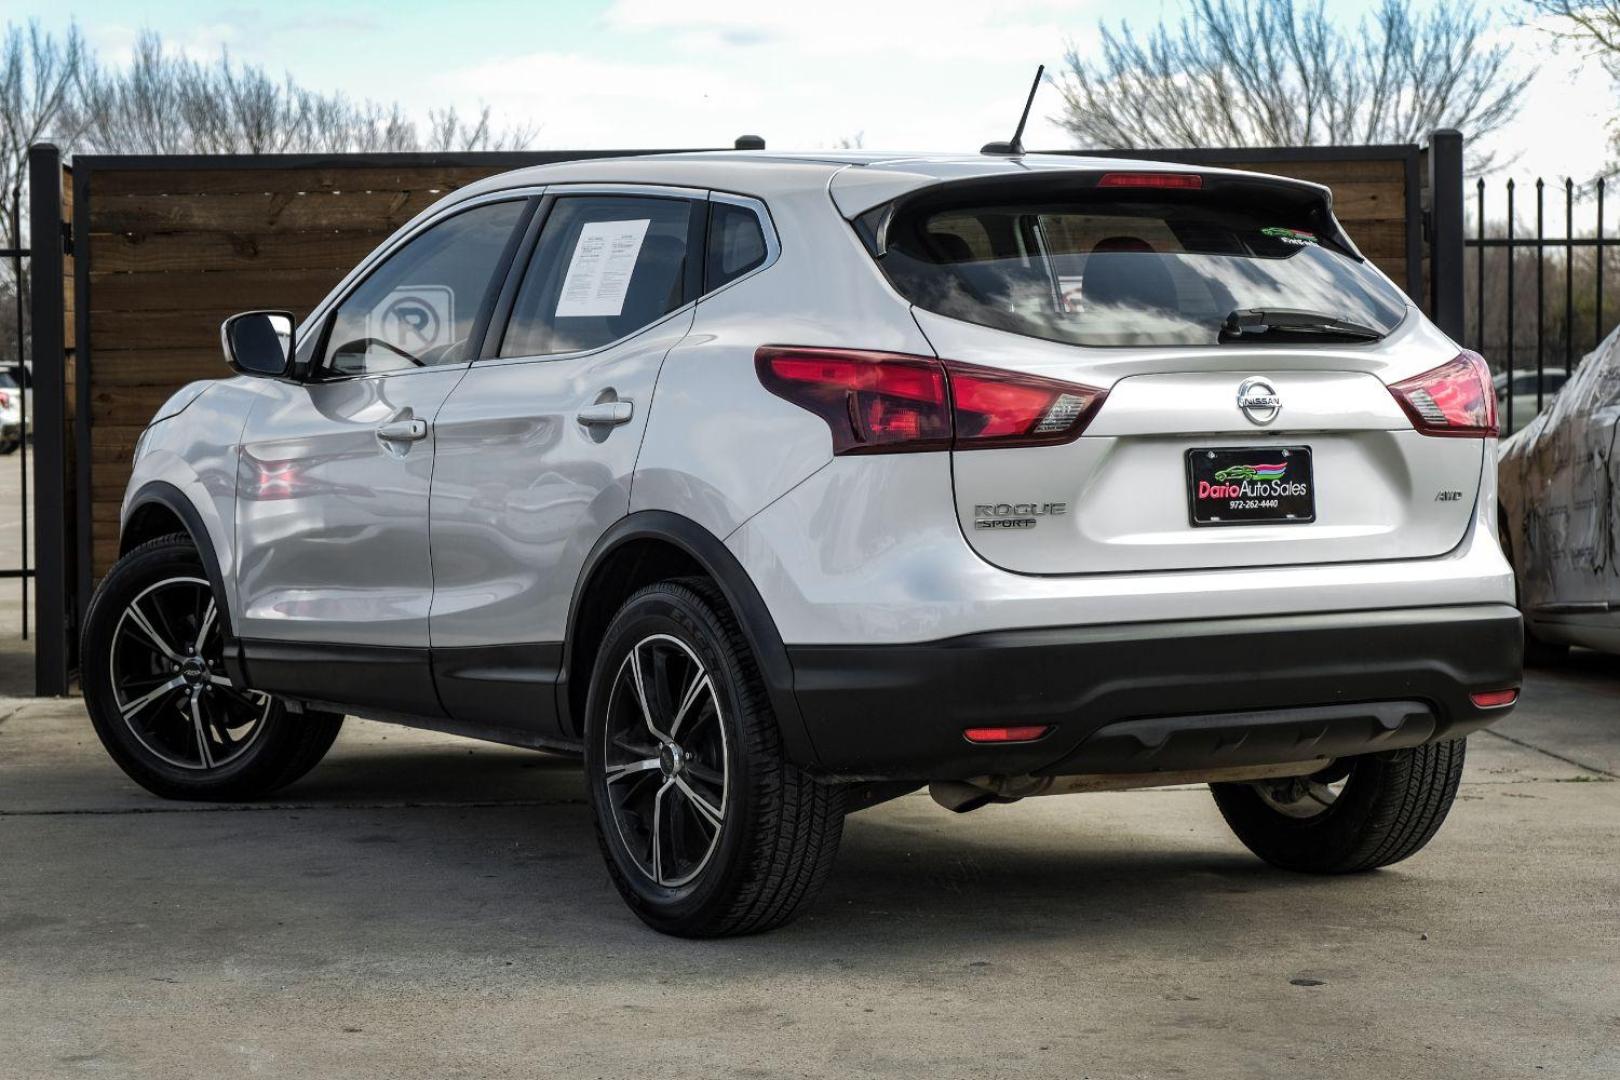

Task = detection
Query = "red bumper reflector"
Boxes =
[963,725,1051,744]
[1470,688,1518,708]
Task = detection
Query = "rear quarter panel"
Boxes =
[630,185,935,540]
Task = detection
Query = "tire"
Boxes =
[0,440,18,455]
[584,578,845,937]
[82,532,344,801]
[1210,738,1467,874]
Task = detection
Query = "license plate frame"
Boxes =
[1186,446,1315,527]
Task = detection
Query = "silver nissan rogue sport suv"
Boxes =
[85,151,1522,937]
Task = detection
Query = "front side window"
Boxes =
[323,200,525,377]
[878,190,1409,347]
[500,196,694,358]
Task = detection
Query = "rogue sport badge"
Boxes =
[1237,377,1282,425]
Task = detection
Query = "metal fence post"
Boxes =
[1427,129,1465,341]
[28,144,68,696]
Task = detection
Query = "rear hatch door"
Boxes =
[862,167,1485,574]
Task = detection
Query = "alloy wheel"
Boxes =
[1253,761,1352,819]
[108,576,272,771]
[601,633,730,888]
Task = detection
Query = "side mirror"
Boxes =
[221,310,295,378]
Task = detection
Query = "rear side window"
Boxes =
[500,196,693,358]
[878,190,1409,347]
[707,201,768,290]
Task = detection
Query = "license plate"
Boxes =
[1186,446,1315,526]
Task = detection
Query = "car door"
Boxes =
[427,189,703,737]
[234,196,532,711]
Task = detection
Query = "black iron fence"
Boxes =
[1467,176,1620,435]
[2,184,35,640]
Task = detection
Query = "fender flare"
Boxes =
[122,480,246,682]
[559,510,816,766]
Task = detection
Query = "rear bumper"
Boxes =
[786,604,1522,781]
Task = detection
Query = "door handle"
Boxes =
[576,401,633,426]
[376,418,429,442]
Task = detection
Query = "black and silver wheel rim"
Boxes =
[1254,763,1352,819]
[601,633,730,888]
[109,576,272,771]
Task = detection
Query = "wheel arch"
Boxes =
[120,481,242,673]
[559,510,815,765]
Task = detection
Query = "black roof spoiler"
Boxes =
[853,168,1356,262]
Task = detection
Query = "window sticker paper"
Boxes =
[556,219,652,318]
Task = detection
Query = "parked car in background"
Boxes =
[83,151,1521,937]
[1499,332,1620,661]
[1495,366,1569,435]
[0,371,26,454]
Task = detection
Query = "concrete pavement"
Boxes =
[1,660,1617,1079]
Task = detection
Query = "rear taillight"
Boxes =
[755,347,951,454]
[945,360,1107,449]
[0,392,11,408]
[1388,351,1498,438]
[756,347,1106,455]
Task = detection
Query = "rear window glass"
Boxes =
[878,193,1408,347]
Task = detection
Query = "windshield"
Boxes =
[878,194,1409,347]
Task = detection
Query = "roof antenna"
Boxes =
[981,64,1044,156]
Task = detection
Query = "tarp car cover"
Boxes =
[1498,325,1620,615]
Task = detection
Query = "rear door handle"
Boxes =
[376,418,429,442]
[576,401,633,426]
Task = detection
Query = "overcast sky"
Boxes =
[12,0,1616,186]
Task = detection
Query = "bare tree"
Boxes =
[0,21,89,368]
[1053,0,1527,168]
[425,105,537,152]
[0,22,87,255]
[1527,0,1620,70]
[1526,1,1620,169]
[74,31,535,155]
[0,19,537,363]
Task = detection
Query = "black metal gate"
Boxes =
[25,144,70,696]
[2,177,37,644]
[1467,175,1618,434]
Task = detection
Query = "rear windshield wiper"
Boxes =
[1220,308,1384,343]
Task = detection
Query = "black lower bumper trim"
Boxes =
[786,604,1521,780]
[1066,699,1438,774]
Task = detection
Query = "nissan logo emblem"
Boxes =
[1237,377,1281,425]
